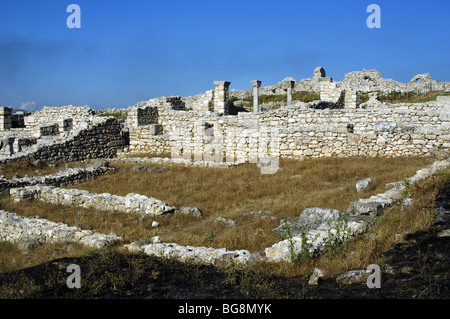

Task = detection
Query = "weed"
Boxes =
[402,178,412,198]
[322,214,351,260]
[75,209,85,228]
[203,230,216,243]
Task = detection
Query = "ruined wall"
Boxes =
[0,210,123,248]
[10,185,175,217]
[0,117,125,165]
[224,67,450,103]
[0,160,114,194]
[24,105,95,132]
[128,101,450,161]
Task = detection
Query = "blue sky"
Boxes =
[0,0,449,110]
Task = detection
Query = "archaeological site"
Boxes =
[1,67,450,298]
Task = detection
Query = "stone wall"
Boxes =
[24,105,95,132]
[0,117,125,165]
[0,210,123,248]
[10,185,176,218]
[128,101,450,162]
[222,67,450,104]
[0,107,13,130]
[0,160,114,193]
[264,158,450,262]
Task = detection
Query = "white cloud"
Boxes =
[19,101,37,111]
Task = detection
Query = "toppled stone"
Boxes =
[308,268,325,285]
[385,181,405,190]
[401,198,414,210]
[347,201,384,217]
[215,217,237,227]
[175,206,202,217]
[275,207,367,238]
[241,210,271,216]
[356,178,372,193]
[437,229,450,238]
[336,269,370,285]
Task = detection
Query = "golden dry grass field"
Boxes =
[2,155,445,278]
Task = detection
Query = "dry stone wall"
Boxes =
[122,158,450,266]
[227,67,450,97]
[128,100,450,162]
[10,185,176,218]
[0,117,125,165]
[0,160,122,249]
[0,160,114,194]
[24,105,95,132]
[0,210,123,249]
[264,158,450,262]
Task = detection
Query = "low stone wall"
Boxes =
[0,160,114,193]
[10,185,176,218]
[109,156,245,168]
[0,117,125,165]
[0,210,123,248]
[264,158,450,262]
[124,158,449,265]
[125,241,262,266]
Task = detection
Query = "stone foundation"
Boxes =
[0,210,123,248]
[10,185,176,218]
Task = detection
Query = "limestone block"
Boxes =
[356,178,372,193]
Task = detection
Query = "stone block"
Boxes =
[149,124,163,135]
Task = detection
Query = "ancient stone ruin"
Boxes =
[0,67,449,265]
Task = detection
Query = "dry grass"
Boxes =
[0,155,441,277]
[76,156,431,215]
[260,166,450,278]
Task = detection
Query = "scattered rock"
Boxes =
[437,229,450,238]
[308,268,325,285]
[18,239,39,251]
[175,206,202,217]
[401,198,414,210]
[215,217,237,227]
[356,178,372,193]
[336,269,369,285]
[385,181,405,190]
[241,210,271,216]
[347,200,384,217]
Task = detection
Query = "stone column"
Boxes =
[251,80,262,113]
[0,107,12,130]
[213,81,231,114]
[286,80,295,105]
[343,89,360,109]
[319,77,337,102]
